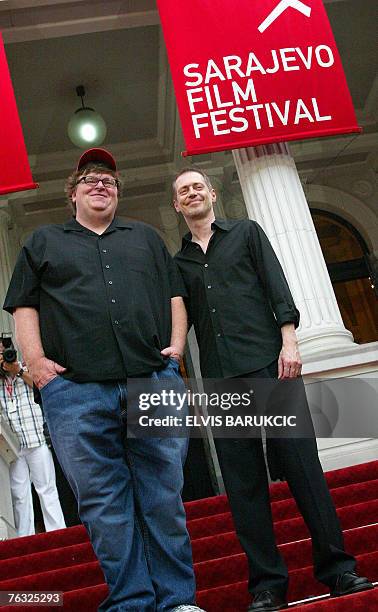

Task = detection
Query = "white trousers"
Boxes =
[9,444,66,537]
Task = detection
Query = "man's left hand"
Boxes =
[278,343,302,379]
[161,346,182,362]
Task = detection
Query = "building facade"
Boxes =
[0,0,376,485]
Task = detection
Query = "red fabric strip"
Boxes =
[0,34,38,196]
[157,0,360,156]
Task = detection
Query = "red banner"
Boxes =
[157,0,360,156]
[0,33,38,195]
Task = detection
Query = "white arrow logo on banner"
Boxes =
[258,0,312,33]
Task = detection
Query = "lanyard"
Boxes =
[4,375,15,399]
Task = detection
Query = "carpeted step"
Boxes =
[54,584,109,612]
[273,499,378,545]
[320,459,378,492]
[2,578,374,612]
[0,460,375,612]
[187,477,378,525]
[196,578,258,612]
[184,460,378,519]
[2,523,376,584]
[192,530,242,563]
[14,483,371,562]
[187,510,235,539]
[191,522,378,564]
[196,552,377,611]
[269,479,378,524]
[0,560,104,592]
[0,525,87,561]
[187,498,378,541]
[0,462,375,562]
[194,549,378,592]
[0,584,109,612]
[0,545,375,602]
[0,542,96,581]
[185,494,230,521]
[299,459,377,499]
[330,478,378,507]
[287,554,377,604]
[294,586,377,610]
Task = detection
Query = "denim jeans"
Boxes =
[40,359,195,612]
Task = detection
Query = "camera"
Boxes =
[0,334,17,363]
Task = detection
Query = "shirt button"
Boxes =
[212,308,216,313]
[204,263,208,268]
[207,285,212,289]
[114,320,119,325]
[217,333,221,337]
[111,299,116,303]
[109,281,113,285]
[102,249,107,253]
[105,265,110,269]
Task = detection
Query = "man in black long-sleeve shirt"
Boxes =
[173,167,373,612]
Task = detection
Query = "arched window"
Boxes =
[312,211,377,344]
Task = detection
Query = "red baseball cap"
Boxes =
[77,148,117,172]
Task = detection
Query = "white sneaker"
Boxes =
[171,606,207,612]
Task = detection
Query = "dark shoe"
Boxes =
[247,590,287,611]
[330,571,374,597]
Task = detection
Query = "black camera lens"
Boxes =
[3,347,17,363]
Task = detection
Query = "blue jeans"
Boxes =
[41,359,195,612]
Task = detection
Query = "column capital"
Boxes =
[159,205,179,232]
[159,204,181,255]
[241,142,290,160]
[0,209,11,229]
[207,174,223,190]
[206,174,227,219]
[227,197,246,220]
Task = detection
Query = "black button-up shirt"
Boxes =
[174,218,300,378]
[4,217,185,381]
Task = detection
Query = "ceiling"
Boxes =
[0,0,376,236]
[6,26,160,154]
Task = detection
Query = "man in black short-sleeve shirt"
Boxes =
[5,216,184,381]
[3,150,204,612]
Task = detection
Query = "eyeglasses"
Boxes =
[77,175,119,189]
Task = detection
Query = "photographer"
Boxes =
[0,336,65,537]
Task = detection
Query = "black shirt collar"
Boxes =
[63,216,133,234]
[181,218,230,250]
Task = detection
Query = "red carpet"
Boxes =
[0,460,376,611]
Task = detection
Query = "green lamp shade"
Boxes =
[67,107,107,148]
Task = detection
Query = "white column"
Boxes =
[208,175,227,219]
[0,209,15,334]
[159,204,182,255]
[232,143,355,360]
